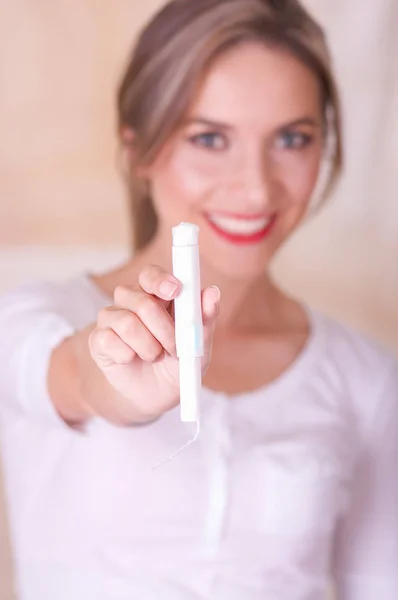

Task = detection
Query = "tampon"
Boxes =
[172,222,204,422]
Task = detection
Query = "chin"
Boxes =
[200,242,273,281]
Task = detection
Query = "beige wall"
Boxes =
[0,1,397,597]
[274,0,398,353]
[0,0,163,247]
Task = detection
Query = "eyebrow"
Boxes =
[185,117,233,131]
[280,117,321,129]
[185,116,321,131]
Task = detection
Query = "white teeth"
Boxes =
[208,214,271,235]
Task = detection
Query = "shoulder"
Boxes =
[311,309,398,430]
[314,309,397,377]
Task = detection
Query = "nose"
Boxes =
[235,147,274,210]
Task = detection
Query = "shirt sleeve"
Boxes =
[0,284,76,427]
[333,361,398,599]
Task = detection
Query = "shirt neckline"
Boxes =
[205,305,326,402]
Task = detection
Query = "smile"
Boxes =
[204,212,277,245]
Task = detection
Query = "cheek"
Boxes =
[152,146,224,211]
[281,149,322,207]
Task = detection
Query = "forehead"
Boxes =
[190,42,322,127]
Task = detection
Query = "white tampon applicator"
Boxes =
[151,222,203,470]
[172,222,204,423]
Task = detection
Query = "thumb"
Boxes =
[201,286,220,362]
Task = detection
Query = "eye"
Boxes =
[189,132,227,151]
[275,131,313,150]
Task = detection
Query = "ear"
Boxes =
[120,127,141,174]
[120,126,135,147]
[119,126,156,179]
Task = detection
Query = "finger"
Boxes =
[202,286,221,326]
[138,265,181,303]
[111,290,177,357]
[89,328,136,367]
[98,307,166,363]
[201,286,220,358]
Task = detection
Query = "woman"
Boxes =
[0,1,397,599]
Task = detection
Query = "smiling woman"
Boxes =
[117,0,342,253]
[0,1,397,600]
[144,42,326,275]
[123,43,324,280]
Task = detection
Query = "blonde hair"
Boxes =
[117,0,343,251]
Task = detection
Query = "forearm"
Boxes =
[48,325,98,424]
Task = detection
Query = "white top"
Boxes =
[0,274,397,600]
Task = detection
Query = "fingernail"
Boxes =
[160,280,179,300]
[210,286,221,303]
[209,286,221,310]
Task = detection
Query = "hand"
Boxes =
[88,265,220,424]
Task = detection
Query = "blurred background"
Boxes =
[0,0,397,597]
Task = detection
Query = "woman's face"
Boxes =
[145,42,324,279]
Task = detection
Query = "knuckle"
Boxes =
[121,346,135,363]
[141,340,163,363]
[139,264,160,284]
[136,293,159,319]
[89,328,113,356]
[117,312,138,340]
[114,285,131,306]
[96,329,114,352]
[138,264,168,292]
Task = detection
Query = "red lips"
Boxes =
[204,212,277,245]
